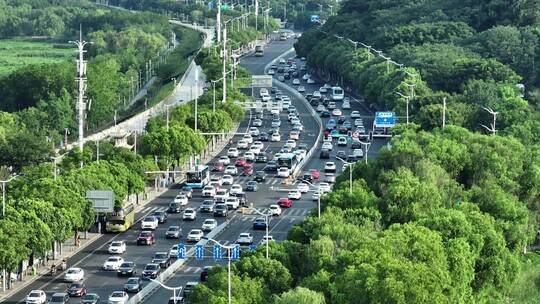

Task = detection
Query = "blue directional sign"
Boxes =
[213,244,222,261]
[249,244,257,251]
[310,15,320,23]
[196,244,204,260]
[177,243,186,259]
[231,244,240,260]
[374,112,396,128]
[208,1,214,9]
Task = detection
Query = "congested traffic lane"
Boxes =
[144,38,320,303]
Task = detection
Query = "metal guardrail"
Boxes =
[263,48,324,179]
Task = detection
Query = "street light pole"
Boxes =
[0,176,16,217]
[395,92,410,124]
[149,279,183,303]
[204,237,235,304]
[480,107,498,135]
[442,97,447,129]
[249,208,272,259]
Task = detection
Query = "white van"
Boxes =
[331,86,344,101]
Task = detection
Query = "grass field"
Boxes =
[0,38,75,76]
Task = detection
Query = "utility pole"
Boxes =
[480,107,498,136]
[222,25,227,103]
[69,26,90,168]
[217,0,222,42]
[395,92,410,124]
[255,0,259,31]
[442,97,446,129]
[195,69,199,131]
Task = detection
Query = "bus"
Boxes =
[255,45,264,57]
[106,204,135,233]
[186,165,210,189]
[277,153,300,174]
[331,86,344,101]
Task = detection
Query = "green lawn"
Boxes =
[0,38,75,76]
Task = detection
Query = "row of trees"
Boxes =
[191,125,539,303]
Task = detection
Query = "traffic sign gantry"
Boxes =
[213,244,222,261]
[231,244,240,260]
[374,112,396,128]
[177,243,185,259]
[196,244,204,260]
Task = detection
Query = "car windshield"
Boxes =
[67,269,79,274]
[83,294,98,300]
[140,232,151,237]
[127,278,139,284]
[154,253,167,259]
[111,292,125,297]
[51,296,66,301]
[70,283,83,288]
[29,292,41,297]
[144,217,155,221]
[204,219,215,224]
[120,262,133,267]
[145,265,159,270]
[108,257,121,262]
[111,242,122,246]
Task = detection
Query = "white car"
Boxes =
[298,86,306,93]
[222,175,234,185]
[214,189,230,203]
[319,86,328,93]
[103,256,125,271]
[277,167,290,178]
[343,101,351,109]
[297,183,310,193]
[324,162,336,172]
[244,152,255,161]
[351,111,361,118]
[271,133,281,142]
[290,131,300,140]
[353,149,364,158]
[285,139,296,148]
[307,78,315,84]
[294,149,307,160]
[224,166,238,175]
[237,140,249,149]
[316,104,325,112]
[202,185,216,197]
[312,191,320,201]
[268,69,275,75]
[249,127,260,136]
[25,290,46,304]
[292,78,300,85]
[290,117,301,125]
[338,137,348,146]
[64,267,84,282]
[302,73,311,80]
[218,155,230,165]
[288,190,302,200]
[108,241,126,254]
[202,219,218,232]
[260,235,274,245]
[141,216,158,230]
[169,245,179,257]
[253,119,263,127]
[183,208,197,220]
[271,108,280,115]
[319,182,331,193]
[261,94,272,102]
[288,113,297,121]
[236,233,254,245]
[226,197,240,209]
[260,88,269,96]
[322,142,333,151]
[292,123,304,131]
[174,194,188,205]
[332,109,342,116]
[251,141,264,151]
[187,229,204,242]
[313,91,321,98]
[269,204,282,216]
[227,148,239,158]
[242,134,253,144]
[108,291,129,304]
[230,184,243,195]
[354,118,364,127]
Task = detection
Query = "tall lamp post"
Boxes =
[298,179,322,218]
[336,157,354,193]
[480,106,498,136]
[150,279,183,303]
[395,92,411,124]
[249,208,272,259]
[203,237,237,304]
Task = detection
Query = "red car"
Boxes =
[235,158,247,167]
[243,164,254,175]
[137,231,155,246]
[278,198,293,208]
[213,162,224,172]
[310,169,320,180]
[67,282,87,297]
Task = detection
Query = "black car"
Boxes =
[142,264,160,280]
[265,161,278,172]
[259,133,269,141]
[300,173,312,183]
[253,218,267,230]
[337,117,346,124]
[336,151,347,160]
[124,277,143,293]
[117,261,136,277]
[351,140,362,149]
[152,211,167,223]
[167,202,182,213]
[270,87,277,94]
[81,293,100,304]
[283,72,290,79]
[234,192,248,206]
[152,252,172,268]
[305,93,313,100]
[321,111,331,118]
[277,67,284,73]
[245,181,258,191]
[213,203,228,217]
[49,293,69,304]
[256,153,268,163]
[347,155,358,162]
[200,266,212,282]
[200,200,215,213]
[291,71,299,78]
[254,171,267,182]
[320,149,331,159]
[310,99,319,106]
[165,226,182,239]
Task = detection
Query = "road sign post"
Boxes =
[231,244,240,260]
[213,244,222,261]
[249,244,257,251]
[374,112,396,127]
[196,244,204,260]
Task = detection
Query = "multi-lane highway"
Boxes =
[5,37,387,304]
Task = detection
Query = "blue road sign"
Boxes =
[231,244,240,260]
[208,1,214,9]
[213,244,222,261]
[249,244,257,251]
[374,112,396,128]
[177,243,185,259]
[310,15,320,23]
[196,244,204,260]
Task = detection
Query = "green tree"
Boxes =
[273,287,325,304]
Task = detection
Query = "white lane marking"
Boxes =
[193,267,202,273]
[184,267,193,273]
